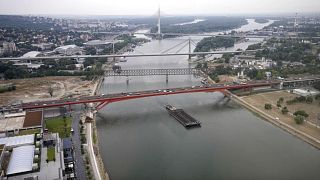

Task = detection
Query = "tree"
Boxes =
[314,81,320,91]
[279,97,284,103]
[296,96,306,102]
[281,107,289,114]
[256,71,264,80]
[294,115,304,124]
[85,47,97,55]
[277,101,281,108]
[293,110,309,118]
[195,63,202,69]
[202,62,208,71]
[306,96,313,104]
[264,103,272,110]
[222,54,232,63]
[48,86,54,97]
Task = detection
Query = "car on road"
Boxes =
[71,128,74,134]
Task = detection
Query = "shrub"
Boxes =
[279,97,284,103]
[277,101,281,108]
[293,110,309,118]
[286,99,297,105]
[296,96,306,102]
[265,103,272,110]
[294,115,304,124]
[306,96,313,104]
[281,107,289,114]
[315,94,320,100]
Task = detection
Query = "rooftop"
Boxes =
[84,39,112,46]
[22,51,42,58]
[6,145,35,175]
[23,110,43,128]
[54,44,79,51]
[62,138,72,150]
[0,116,25,132]
[0,134,34,147]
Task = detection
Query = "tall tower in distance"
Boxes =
[157,6,162,40]
[294,12,298,33]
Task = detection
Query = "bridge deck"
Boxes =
[1,81,282,112]
[105,68,201,76]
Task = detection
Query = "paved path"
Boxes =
[71,105,87,180]
[86,122,102,180]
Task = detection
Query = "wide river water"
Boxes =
[96,19,320,180]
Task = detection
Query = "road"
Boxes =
[71,105,87,180]
[12,82,278,111]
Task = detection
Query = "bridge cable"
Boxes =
[160,39,189,54]
[134,49,145,55]
[175,41,190,54]
[190,40,198,47]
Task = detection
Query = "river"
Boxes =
[96,19,320,180]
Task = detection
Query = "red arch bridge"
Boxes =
[0,82,280,113]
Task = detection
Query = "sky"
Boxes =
[0,0,319,16]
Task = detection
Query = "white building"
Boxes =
[84,40,112,47]
[54,45,82,55]
[293,89,319,97]
[2,42,17,53]
[22,51,43,58]
[6,145,35,176]
[31,43,53,50]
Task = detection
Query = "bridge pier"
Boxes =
[126,76,129,85]
[166,74,168,83]
[188,37,192,60]
[95,101,110,111]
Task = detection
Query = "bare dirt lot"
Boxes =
[0,76,95,106]
[242,90,320,140]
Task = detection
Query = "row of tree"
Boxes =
[150,17,247,34]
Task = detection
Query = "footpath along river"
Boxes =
[96,19,320,180]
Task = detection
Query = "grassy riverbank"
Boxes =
[234,91,320,149]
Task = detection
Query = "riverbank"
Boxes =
[86,77,109,180]
[231,92,320,149]
[204,74,320,149]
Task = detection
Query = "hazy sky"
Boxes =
[0,0,319,15]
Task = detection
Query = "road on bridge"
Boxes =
[1,82,279,111]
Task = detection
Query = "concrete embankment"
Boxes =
[230,93,320,150]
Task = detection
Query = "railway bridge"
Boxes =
[105,68,201,82]
[105,68,200,77]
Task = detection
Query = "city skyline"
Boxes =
[0,0,320,16]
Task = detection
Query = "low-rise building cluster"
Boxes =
[0,107,76,179]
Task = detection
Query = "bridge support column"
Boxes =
[95,101,111,111]
[166,74,168,83]
[126,76,129,85]
[112,42,115,61]
[68,104,72,115]
[188,37,191,60]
